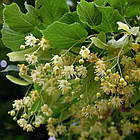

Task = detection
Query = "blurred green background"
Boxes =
[0,0,80,140]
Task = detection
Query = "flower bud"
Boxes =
[10,110,15,116]
[13,117,17,121]
[20,45,25,50]
[79,59,84,64]
[31,111,34,115]
[75,77,80,82]
[105,76,109,80]
[125,75,129,80]
[80,94,84,99]
[120,78,125,83]
[96,92,101,98]
[101,79,105,82]
[72,91,76,96]
[106,69,111,74]
[123,81,127,86]
[99,115,103,119]
[132,43,139,52]
[133,116,138,121]
[23,113,28,119]
[44,63,50,69]
[94,76,99,81]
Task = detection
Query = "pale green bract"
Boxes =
[6,75,30,86]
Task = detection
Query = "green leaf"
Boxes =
[0,39,9,60]
[59,12,81,24]
[3,3,38,33]
[6,75,30,86]
[107,0,140,17]
[91,37,109,50]
[77,0,123,33]
[0,3,3,26]
[95,7,123,33]
[2,24,25,51]
[125,4,140,18]
[43,21,88,49]
[35,0,69,27]
[24,2,40,26]
[2,3,41,51]
[106,0,126,12]
[77,0,102,27]
[94,0,107,6]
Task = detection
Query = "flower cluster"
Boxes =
[8,22,140,140]
[20,34,49,51]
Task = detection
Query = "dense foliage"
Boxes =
[1,0,140,140]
